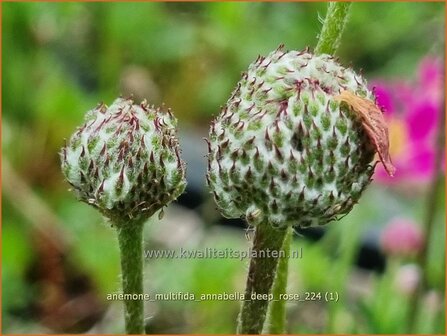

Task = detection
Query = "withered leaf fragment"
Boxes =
[335,90,396,177]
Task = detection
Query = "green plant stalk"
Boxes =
[237,224,288,334]
[407,101,445,333]
[264,226,293,334]
[116,221,145,334]
[315,2,352,55]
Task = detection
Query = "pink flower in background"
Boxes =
[380,218,424,258]
[371,57,444,185]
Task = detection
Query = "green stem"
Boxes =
[237,224,288,334]
[116,221,145,334]
[315,2,352,55]
[407,101,445,333]
[265,227,293,334]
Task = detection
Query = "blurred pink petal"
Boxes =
[373,83,394,116]
[370,56,443,186]
[419,57,442,88]
[393,82,414,111]
[380,218,424,257]
[374,164,403,184]
[418,57,444,103]
[406,101,437,141]
[406,146,435,178]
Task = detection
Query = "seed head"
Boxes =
[207,46,377,228]
[61,97,186,224]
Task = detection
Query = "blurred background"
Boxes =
[2,1,445,334]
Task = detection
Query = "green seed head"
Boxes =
[61,97,186,224]
[206,46,375,228]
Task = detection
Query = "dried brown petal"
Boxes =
[335,90,396,176]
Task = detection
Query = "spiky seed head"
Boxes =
[61,97,186,224]
[206,46,376,228]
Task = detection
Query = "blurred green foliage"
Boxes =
[2,1,445,334]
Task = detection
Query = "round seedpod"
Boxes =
[206,46,376,228]
[61,97,186,224]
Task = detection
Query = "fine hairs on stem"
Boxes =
[264,227,293,334]
[237,224,289,334]
[117,222,145,334]
[315,2,352,56]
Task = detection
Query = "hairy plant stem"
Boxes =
[116,221,145,334]
[264,226,293,334]
[315,2,352,55]
[237,224,288,334]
